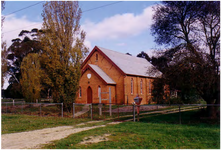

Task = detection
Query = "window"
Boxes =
[98,86,101,97]
[79,86,82,98]
[131,78,134,94]
[140,79,143,94]
[149,80,151,94]
[96,54,98,61]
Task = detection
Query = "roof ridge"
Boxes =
[95,46,162,78]
[96,45,147,61]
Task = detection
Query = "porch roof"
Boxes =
[89,64,116,85]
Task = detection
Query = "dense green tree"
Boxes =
[40,1,88,111]
[151,1,220,117]
[1,37,7,88]
[5,29,42,98]
[20,53,42,102]
[1,1,7,88]
[137,51,151,61]
[7,29,42,83]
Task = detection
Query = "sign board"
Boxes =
[134,96,142,105]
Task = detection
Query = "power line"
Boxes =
[4,1,44,17]
[3,23,41,34]
[2,1,123,34]
[82,1,123,13]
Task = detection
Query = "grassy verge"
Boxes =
[43,110,220,149]
[1,114,91,134]
[2,109,220,149]
[43,121,220,149]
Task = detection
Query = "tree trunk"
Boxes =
[206,98,219,119]
[206,105,217,118]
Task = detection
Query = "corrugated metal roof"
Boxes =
[89,64,116,84]
[97,46,162,78]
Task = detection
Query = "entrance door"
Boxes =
[87,86,92,104]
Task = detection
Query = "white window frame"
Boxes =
[79,86,82,98]
[131,78,134,94]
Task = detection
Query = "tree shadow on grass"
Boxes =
[139,110,220,127]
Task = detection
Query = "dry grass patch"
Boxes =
[78,134,111,145]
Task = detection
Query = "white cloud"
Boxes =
[146,49,157,58]
[2,15,92,52]
[84,39,92,51]
[116,42,126,46]
[82,5,154,41]
[2,14,42,47]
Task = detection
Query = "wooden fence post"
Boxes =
[133,104,135,122]
[179,105,181,124]
[73,103,75,118]
[61,103,63,117]
[109,87,112,116]
[40,103,42,116]
[90,104,93,120]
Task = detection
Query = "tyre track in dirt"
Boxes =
[2,121,121,149]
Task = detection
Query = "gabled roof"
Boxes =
[83,64,116,85]
[82,46,162,78]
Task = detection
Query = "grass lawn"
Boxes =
[2,109,220,149]
[43,110,220,149]
[43,122,219,149]
[1,114,91,134]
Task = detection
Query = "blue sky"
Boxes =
[2,1,161,89]
[2,1,160,56]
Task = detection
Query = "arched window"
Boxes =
[140,79,143,94]
[149,80,151,94]
[98,86,101,97]
[131,78,134,94]
[79,86,82,98]
[96,54,98,61]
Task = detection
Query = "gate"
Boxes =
[98,87,112,116]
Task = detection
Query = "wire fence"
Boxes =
[72,103,220,124]
[2,102,64,117]
[2,101,220,124]
[134,104,220,124]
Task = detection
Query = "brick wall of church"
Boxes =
[77,48,156,105]
[76,50,123,104]
[76,69,116,104]
[124,76,154,105]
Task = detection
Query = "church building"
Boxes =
[75,46,162,105]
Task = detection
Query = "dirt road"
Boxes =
[2,121,121,149]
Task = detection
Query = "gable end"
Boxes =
[81,46,126,76]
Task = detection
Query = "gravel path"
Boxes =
[2,121,121,149]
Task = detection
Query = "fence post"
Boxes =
[179,105,181,124]
[61,103,63,117]
[90,104,93,120]
[109,87,112,116]
[133,104,135,122]
[21,102,23,114]
[99,104,102,116]
[13,100,15,106]
[40,103,42,116]
[137,105,140,121]
[118,103,119,120]
[73,103,75,118]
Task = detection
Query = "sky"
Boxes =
[1,0,161,89]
